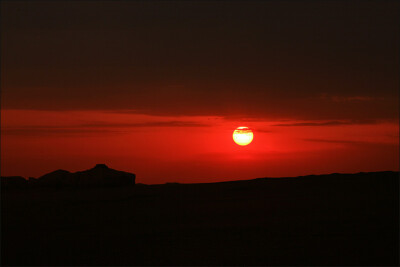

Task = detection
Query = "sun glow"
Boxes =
[233,126,254,146]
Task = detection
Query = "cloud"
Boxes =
[303,138,363,144]
[1,120,210,136]
[319,94,380,102]
[272,119,379,127]
[1,127,121,137]
[2,2,398,122]
[253,129,273,133]
[80,121,210,128]
[303,138,399,148]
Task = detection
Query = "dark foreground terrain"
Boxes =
[2,171,399,266]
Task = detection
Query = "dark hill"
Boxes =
[1,171,398,266]
[1,164,135,188]
[0,176,27,188]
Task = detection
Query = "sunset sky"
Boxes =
[1,1,399,184]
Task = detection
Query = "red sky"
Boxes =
[1,110,398,184]
[1,1,399,183]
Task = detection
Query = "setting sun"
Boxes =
[233,126,254,146]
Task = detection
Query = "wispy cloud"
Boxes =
[272,119,378,127]
[1,127,121,136]
[303,138,399,147]
[253,129,273,133]
[1,120,211,136]
[80,121,210,128]
[303,138,363,144]
[319,94,381,102]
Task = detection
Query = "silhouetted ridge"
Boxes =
[2,170,397,266]
[74,164,135,186]
[37,169,75,187]
[94,164,109,169]
[0,176,27,188]
[0,164,136,188]
[2,170,398,190]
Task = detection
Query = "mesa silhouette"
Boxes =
[1,164,135,188]
[1,170,398,266]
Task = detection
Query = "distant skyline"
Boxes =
[1,1,399,183]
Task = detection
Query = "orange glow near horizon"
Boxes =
[0,109,399,184]
[233,127,254,146]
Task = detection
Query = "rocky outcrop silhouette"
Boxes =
[2,171,398,266]
[1,164,135,188]
[1,176,28,188]
[73,164,135,186]
[36,169,76,187]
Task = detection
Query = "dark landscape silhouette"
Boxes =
[2,1,398,266]
[1,166,398,265]
[2,164,135,188]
